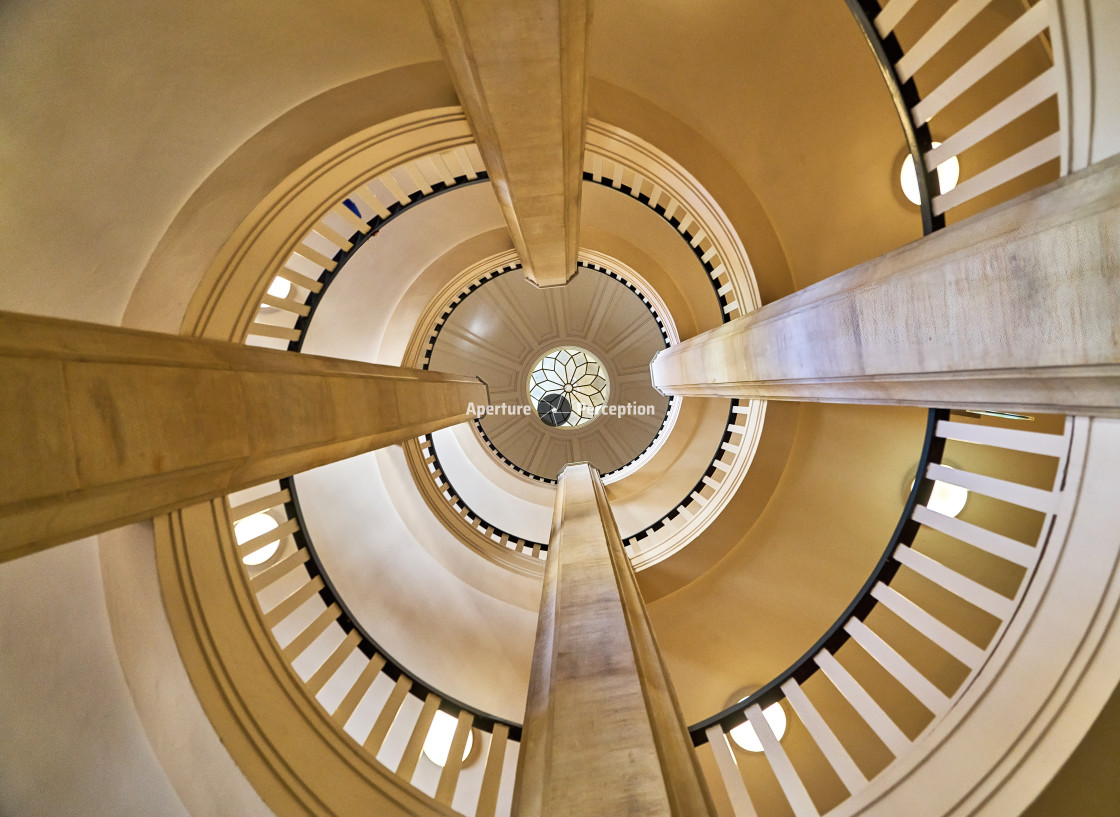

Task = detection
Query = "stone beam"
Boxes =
[651,155,1120,417]
[422,0,589,288]
[514,462,715,817]
[0,311,487,560]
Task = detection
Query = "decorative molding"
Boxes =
[155,498,462,817]
[585,119,763,320]
[182,107,476,343]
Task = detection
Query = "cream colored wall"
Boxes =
[99,523,275,817]
[0,539,191,817]
[292,182,542,717]
[130,64,459,335]
[435,423,555,543]
[0,0,442,325]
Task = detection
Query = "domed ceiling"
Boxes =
[428,264,670,477]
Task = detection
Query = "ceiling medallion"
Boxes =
[527,347,609,428]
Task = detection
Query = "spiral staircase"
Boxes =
[1,2,1119,816]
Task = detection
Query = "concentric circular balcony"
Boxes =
[135,2,1120,810]
[4,3,1119,817]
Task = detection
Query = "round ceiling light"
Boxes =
[901,143,960,206]
[234,512,281,566]
[422,710,474,767]
[527,347,609,428]
[927,475,969,518]
[911,467,969,518]
[729,701,787,753]
[266,276,292,301]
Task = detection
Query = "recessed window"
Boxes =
[234,512,281,566]
[730,701,787,752]
[527,347,609,428]
[422,710,473,766]
[901,143,959,205]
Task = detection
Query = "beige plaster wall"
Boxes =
[0,0,442,325]
[0,539,192,817]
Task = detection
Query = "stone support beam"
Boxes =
[651,155,1120,417]
[0,311,487,560]
[422,0,589,288]
[514,462,715,817]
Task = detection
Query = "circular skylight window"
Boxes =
[527,347,609,428]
